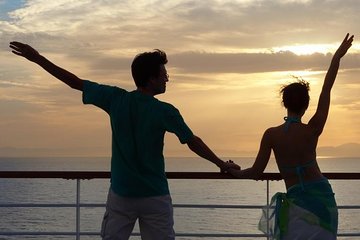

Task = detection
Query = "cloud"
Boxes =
[1,0,359,157]
[170,51,360,74]
[0,98,43,116]
[77,51,359,79]
[1,0,358,86]
[1,0,359,52]
[34,45,358,82]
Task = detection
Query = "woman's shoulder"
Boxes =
[265,124,284,134]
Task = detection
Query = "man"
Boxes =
[10,42,239,240]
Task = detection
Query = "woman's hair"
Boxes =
[131,49,168,88]
[280,79,310,114]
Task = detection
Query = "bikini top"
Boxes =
[280,116,317,190]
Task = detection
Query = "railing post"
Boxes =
[76,179,81,240]
[266,180,270,240]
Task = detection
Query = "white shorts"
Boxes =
[101,189,175,240]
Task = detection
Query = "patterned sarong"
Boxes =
[259,179,338,240]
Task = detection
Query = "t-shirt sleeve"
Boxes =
[163,105,194,144]
[82,80,119,113]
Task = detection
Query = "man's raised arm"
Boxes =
[10,41,83,91]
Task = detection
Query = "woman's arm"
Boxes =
[228,129,272,179]
[308,34,353,135]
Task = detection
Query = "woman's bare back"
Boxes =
[269,122,324,189]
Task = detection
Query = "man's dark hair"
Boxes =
[280,80,310,114]
[131,49,168,88]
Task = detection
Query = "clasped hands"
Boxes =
[220,160,240,174]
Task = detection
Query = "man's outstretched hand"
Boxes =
[10,41,40,62]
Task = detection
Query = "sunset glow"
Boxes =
[0,0,359,157]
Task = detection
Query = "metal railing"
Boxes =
[0,171,359,239]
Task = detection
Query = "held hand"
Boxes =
[9,41,40,62]
[227,167,242,177]
[220,160,241,173]
[333,33,354,60]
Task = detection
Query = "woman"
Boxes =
[229,33,353,239]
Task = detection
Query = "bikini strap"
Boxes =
[283,116,301,131]
[280,160,317,191]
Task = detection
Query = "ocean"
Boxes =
[0,157,359,240]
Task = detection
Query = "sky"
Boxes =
[0,0,359,158]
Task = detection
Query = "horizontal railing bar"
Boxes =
[0,232,266,237]
[0,204,77,207]
[337,206,360,209]
[0,203,231,208]
[338,233,360,236]
[0,203,106,208]
[1,203,359,209]
[1,231,359,237]
[0,232,80,236]
[0,203,263,208]
[0,171,359,180]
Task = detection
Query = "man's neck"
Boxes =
[137,87,155,96]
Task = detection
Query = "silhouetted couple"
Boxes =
[10,33,353,240]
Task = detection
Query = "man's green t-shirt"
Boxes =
[82,80,194,197]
